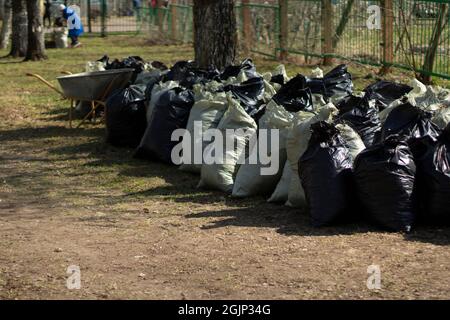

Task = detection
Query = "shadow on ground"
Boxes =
[0,123,449,245]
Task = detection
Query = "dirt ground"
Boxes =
[0,36,449,300]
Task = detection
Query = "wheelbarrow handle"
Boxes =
[26,73,66,98]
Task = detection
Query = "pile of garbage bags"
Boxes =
[98,55,450,232]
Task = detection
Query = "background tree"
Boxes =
[0,0,12,50]
[193,0,237,69]
[9,0,27,57]
[419,3,448,84]
[25,0,46,60]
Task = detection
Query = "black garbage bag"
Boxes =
[270,74,285,85]
[107,56,145,71]
[135,87,195,164]
[163,60,220,88]
[150,61,169,71]
[306,64,353,100]
[272,74,314,112]
[105,85,147,148]
[415,124,450,225]
[135,69,163,87]
[220,58,258,80]
[96,55,109,66]
[222,77,265,115]
[140,71,164,104]
[337,95,381,147]
[380,103,441,147]
[364,80,412,110]
[353,136,416,232]
[299,121,354,227]
[99,55,147,83]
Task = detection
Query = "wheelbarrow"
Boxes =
[27,69,134,128]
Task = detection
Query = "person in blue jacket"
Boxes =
[59,4,84,48]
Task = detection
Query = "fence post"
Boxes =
[279,0,288,60]
[87,0,92,33]
[171,2,177,40]
[101,0,106,37]
[381,0,394,74]
[242,0,252,55]
[321,0,333,65]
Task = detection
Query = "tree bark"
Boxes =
[25,0,46,60]
[9,0,27,57]
[193,0,237,69]
[0,0,12,50]
[0,0,5,20]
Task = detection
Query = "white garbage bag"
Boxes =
[198,95,257,193]
[266,107,318,204]
[267,160,292,203]
[432,106,450,129]
[310,67,324,78]
[231,130,287,197]
[179,91,228,174]
[335,123,366,160]
[231,100,293,197]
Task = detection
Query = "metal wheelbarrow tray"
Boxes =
[27,68,135,128]
[56,68,134,101]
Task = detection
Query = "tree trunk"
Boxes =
[332,0,354,48]
[25,0,46,60]
[419,4,448,84]
[10,0,27,57]
[0,0,12,49]
[193,0,237,69]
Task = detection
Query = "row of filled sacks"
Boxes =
[127,60,347,165]
[157,65,354,198]
[295,84,450,231]
[298,120,450,232]
[103,58,282,150]
[104,59,450,232]
[103,61,353,152]
[268,78,450,209]
[103,57,445,153]
[190,66,356,197]
[133,62,288,162]
[265,79,410,207]
[378,78,450,127]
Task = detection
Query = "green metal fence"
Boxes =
[65,0,140,35]
[81,0,450,81]
[392,0,450,80]
[268,0,449,80]
[327,0,384,65]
